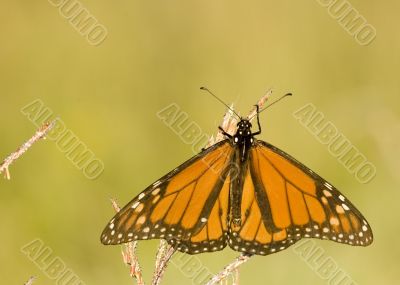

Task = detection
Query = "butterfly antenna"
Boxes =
[259,92,292,113]
[200,87,241,119]
[248,92,292,121]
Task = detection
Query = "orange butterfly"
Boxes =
[100,102,373,255]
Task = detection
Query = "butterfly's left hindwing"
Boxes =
[101,140,234,254]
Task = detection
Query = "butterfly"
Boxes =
[100,102,373,256]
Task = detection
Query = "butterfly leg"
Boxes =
[201,127,232,151]
[252,105,262,135]
[219,126,233,138]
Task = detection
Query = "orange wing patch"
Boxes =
[287,183,309,225]
[261,146,316,196]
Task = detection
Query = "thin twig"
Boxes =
[151,240,176,285]
[154,240,168,272]
[205,254,252,285]
[212,104,238,146]
[110,198,121,212]
[111,198,176,285]
[0,120,56,180]
[111,198,145,285]
[247,88,273,121]
[24,276,36,285]
[123,241,145,285]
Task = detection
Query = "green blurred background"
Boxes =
[1,0,399,284]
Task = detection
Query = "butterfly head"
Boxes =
[237,119,252,134]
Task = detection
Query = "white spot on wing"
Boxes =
[135,203,144,212]
[136,216,146,225]
[152,188,161,195]
[330,217,339,225]
[323,190,332,197]
[336,205,345,214]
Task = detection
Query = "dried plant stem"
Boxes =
[111,198,176,285]
[111,198,145,285]
[110,198,121,212]
[234,268,240,285]
[247,88,273,120]
[24,276,36,285]
[154,240,169,272]
[0,120,55,180]
[205,254,252,285]
[152,240,176,285]
[123,241,145,285]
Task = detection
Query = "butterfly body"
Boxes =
[101,108,373,256]
[226,119,257,227]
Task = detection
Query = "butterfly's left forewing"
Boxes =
[101,140,234,254]
[228,140,373,255]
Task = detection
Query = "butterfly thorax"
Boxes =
[232,119,254,162]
